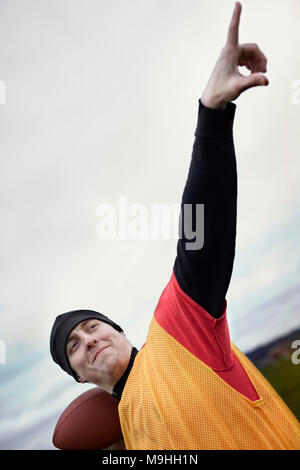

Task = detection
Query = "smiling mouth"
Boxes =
[93,345,110,363]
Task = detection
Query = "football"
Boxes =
[52,387,124,449]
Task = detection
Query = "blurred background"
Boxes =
[0,0,299,449]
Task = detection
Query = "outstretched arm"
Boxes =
[173,2,269,319]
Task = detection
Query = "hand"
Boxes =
[201,1,269,109]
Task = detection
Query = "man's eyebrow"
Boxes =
[66,320,92,349]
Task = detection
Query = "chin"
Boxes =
[91,351,121,387]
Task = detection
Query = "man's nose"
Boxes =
[86,336,98,350]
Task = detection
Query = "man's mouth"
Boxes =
[93,345,110,363]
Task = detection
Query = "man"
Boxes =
[50,2,300,449]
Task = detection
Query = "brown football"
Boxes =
[52,387,123,449]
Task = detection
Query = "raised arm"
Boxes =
[173,2,269,319]
[173,99,237,319]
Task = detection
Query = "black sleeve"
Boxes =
[173,99,237,319]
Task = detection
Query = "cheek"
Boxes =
[69,351,85,374]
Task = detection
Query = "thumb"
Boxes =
[239,72,269,93]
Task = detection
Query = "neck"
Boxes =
[112,346,138,400]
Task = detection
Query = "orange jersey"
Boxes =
[118,272,300,450]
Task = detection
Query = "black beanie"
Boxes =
[50,309,123,382]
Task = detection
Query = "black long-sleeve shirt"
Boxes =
[173,98,237,319]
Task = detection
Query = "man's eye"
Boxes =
[90,324,97,330]
[71,341,78,350]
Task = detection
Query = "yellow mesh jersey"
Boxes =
[118,316,300,450]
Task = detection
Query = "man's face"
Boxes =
[66,319,132,393]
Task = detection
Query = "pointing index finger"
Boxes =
[226,2,242,46]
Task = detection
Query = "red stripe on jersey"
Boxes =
[154,271,260,402]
